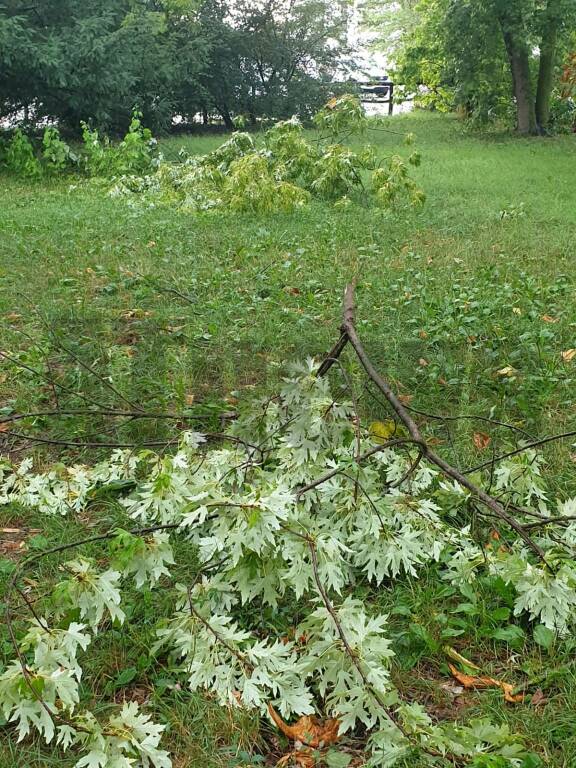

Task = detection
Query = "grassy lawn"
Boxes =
[1,112,576,766]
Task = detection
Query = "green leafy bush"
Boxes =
[4,129,42,177]
[81,111,157,178]
[41,127,77,173]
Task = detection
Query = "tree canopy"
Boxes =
[0,0,353,132]
[364,0,576,134]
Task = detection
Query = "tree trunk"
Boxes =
[219,106,234,130]
[535,0,561,133]
[497,13,537,135]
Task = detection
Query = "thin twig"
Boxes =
[0,349,107,410]
[0,408,233,426]
[307,539,405,731]
[186,592,252,671]
[294,440,422,500]
[464,430,576,474]
[22,299,143,412]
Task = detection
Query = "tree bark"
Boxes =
[219,106,234,130]
[535,0,561,133]
[497,10,537,135]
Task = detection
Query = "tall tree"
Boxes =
[535,0,563,130]
[199,0,353,126]
[492,0,537,134]
[0,0,353,132]
[370,0,576,134]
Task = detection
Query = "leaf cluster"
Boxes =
[1,360,575,766]
[110,96,425,213]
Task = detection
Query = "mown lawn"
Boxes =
[1,112,576,766]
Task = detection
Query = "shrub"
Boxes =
[4,129,42,177]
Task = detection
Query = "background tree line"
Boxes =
[364,0,576,134]
[0,0,353,133]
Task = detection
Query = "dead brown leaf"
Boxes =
[268,704,340,749]
[561,349,576,363]
[530,688,546,707]
[119,308,152,320]
[440,681,465,697]
[418,358,429,367]
[277,752,315,768]
[0,524,41,559]
[541,315,559,324]
[473,432,491,451]
[448,664,524,704]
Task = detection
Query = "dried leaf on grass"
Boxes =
[0,527,42,560]
[268,704,340,748]
[443,646,481,671]
[530,688,546,707]
[277,752,315,768]
[448,664,524,703]
[473,432,491,451]
[269,704,340,768]
[496,365,517,377]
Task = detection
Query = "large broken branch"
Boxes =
[319,283,551,562]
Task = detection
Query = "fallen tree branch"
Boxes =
[307,537,406,732]
[0,408,235,427]
[320,283,551,563]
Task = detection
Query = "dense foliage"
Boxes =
[0,95,424,214]
[2,359,574,766]
[0,0,352,133]
[110,96,424,213]
[364,0,576,133]
[0,111,157,178]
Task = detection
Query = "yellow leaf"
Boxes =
[443,646,481,671]
[497,366,516,377]
[561,349,576,363]
[369,420,405,443]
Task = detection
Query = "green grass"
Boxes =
[1,111,576,766]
